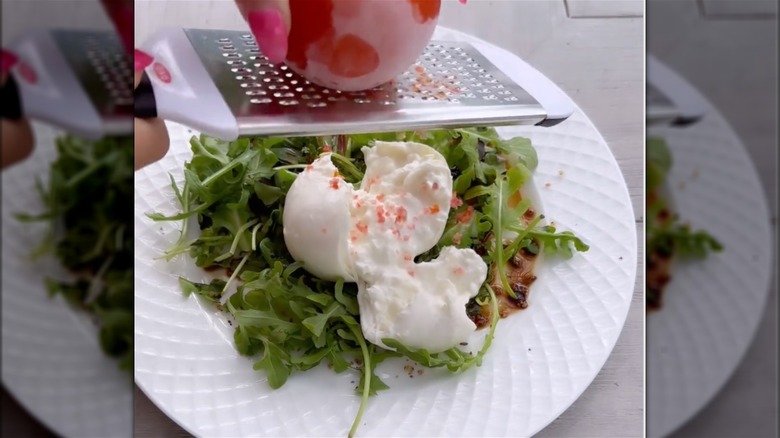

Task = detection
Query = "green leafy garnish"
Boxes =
[646,137,722,308]
[17,135,133,370]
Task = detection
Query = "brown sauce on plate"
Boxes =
[468,191,539,329]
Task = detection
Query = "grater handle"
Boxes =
[8,29,106,140]
[472,41,574,127]
[647,54,707,126]
[136,28,239,140]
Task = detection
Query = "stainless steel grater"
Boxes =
[135,28,574,141]
[647,55,706,127]
[8,29,133,139]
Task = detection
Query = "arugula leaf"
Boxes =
[647,137,671,192]
[526,225,590,259]
[19,135,134,371]
[253,338,292,389]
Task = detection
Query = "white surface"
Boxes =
[140,28,239,141]
[134,27,637,437]
[646,61,774,437]
[700,0,777,17]
[0,123,133,438]
[565,0,644,18]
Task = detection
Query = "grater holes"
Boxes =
[223,53,242,58]
[218,37,231,43]
[244,40,257,47]
[241,82,263,88]
[232,67,252,74]
[236,75,257,81]
[250,97,272,104]
[245,90,267,96]
[227,60,246,66]
[241,34,253,39]
[273,92,295,98]
[279,99,299,106]
[307,102,327,108]
[353,97,371,104]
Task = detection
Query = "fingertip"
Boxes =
[134,117,170,170]
[1,49,19,74]
[1,118,34,170]
[247,8,289,64]
[135,49,154,73]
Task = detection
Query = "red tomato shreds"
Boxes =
[456,206,475,223]
[451,192,463,208]
[395,206,408,224]
[452,232,462,245]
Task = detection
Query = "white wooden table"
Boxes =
[133,1,645,436]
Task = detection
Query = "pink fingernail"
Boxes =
[248,9,288,64]
[102,1,134,54]
[1,49,19,73]
[135,49,154,72]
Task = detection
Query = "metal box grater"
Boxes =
[647,55,706,127]
[9,29,133,139]
[136,28,573,141]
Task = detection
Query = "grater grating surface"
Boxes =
[184,29,546,137]
[52,30,133,121]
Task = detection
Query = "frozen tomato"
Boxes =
[286,0,441,91]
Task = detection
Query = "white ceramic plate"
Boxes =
[646,60,774,437]
[134,27,637,437]
[1,123,133,438]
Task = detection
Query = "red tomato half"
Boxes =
[287,0,441,91]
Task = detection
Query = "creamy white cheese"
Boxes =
[283,141,488,353]
[282,157,355,282]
